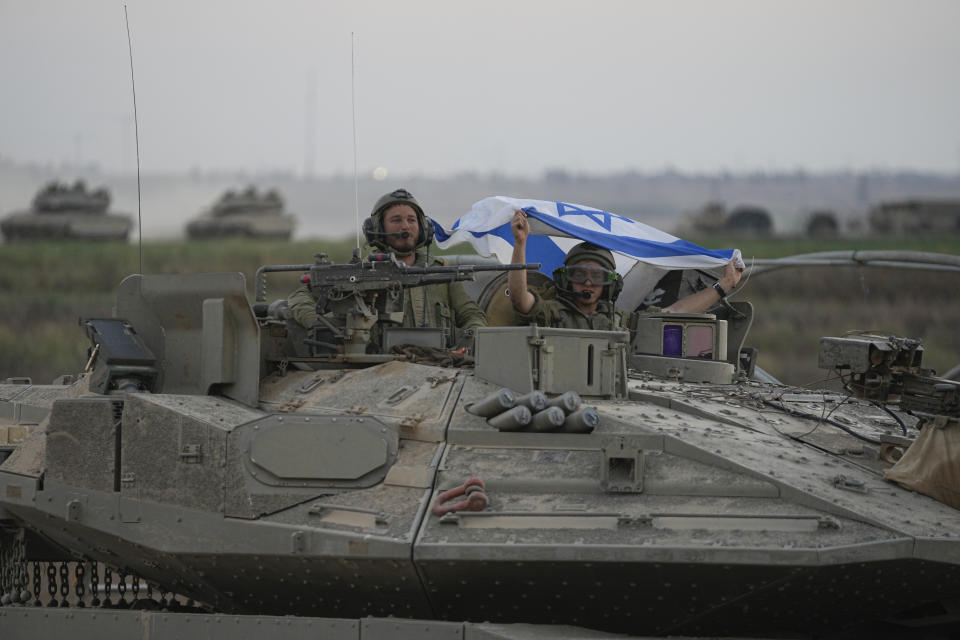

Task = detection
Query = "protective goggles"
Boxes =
[561,265,618,285]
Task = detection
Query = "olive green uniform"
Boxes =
[518,288,629,331]
[287,252,487,331]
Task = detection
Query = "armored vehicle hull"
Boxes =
[185,211,296,239]
[2,263,959,639]
[185,186,296,239]
[0,209,133,241]
[1,181,132,242]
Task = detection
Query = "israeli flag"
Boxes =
[432,196,743,310]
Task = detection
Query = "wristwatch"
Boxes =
[712,281,727,299]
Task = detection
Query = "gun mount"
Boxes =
[819,332,960,423]
[256,252,540,363]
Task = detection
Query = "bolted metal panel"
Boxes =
[257,360,462,443]
[249,415,392,481]
[0,608,147,639]
[46,397,120,493]
[0,608,360,640]
[474,326,628,397]
[628,354,735,384]
[233,413,397,489]
[362,617,463,639]
[150,611,359,639]
[120,394,231,513]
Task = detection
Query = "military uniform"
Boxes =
[517,285,629,332]
[287,252,486,332]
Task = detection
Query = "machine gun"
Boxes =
[257,252,540,361]
[819,333,960,424]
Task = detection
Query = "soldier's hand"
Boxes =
[721,259,743,290]
[511,210,530,243]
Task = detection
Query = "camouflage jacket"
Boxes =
[287,252,487,331]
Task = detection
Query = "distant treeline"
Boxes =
[3,160,959,240]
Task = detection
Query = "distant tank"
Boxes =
[868,199,960,235]
[727,204,773,235]
[806,209,839,237]
[689,200,727,234]
[687,201,774,236]
[0,180,133,242]
[185,186,296,239]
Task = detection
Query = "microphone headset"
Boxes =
[363,188,434,251]
[552,243,624,304]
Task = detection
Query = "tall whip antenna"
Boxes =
[351,32,360,250]
[124,5,143,275]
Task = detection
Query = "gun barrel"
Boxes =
[400,262,540,275]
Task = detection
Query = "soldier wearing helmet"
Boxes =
[288,189,486,337]
[508,209,742,329]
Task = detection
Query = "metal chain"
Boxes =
[75,563,86,607]
[131,573,140,600]
[90,561,100,607]
[103,566,113,607]
[117,569,127,607]
[33,561,42,606]
[46,562,58,607]
[58,562,69,607]
[11,537,24,604]
[0,541,8,604]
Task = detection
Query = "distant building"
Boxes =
[868,199,960,235]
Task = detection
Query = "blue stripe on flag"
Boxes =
[522,206,733,261]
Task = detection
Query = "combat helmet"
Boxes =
[553,242,623,302]
[363,188,434,252]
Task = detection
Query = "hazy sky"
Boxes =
[2,0,959,179]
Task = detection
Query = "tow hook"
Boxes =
[432,475,488,516]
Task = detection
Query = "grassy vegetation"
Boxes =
[2,236,959,386]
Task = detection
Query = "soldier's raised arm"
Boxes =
[508,210,536,314]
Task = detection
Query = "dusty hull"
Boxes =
[1,210,133,241]
[3,359,959,637]
[185,212,296,239]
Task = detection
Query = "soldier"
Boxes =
[288,188,487,333]
[507,209,742,329]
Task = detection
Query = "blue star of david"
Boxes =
[555,202,632,231]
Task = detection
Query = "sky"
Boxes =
[1,0,959,180]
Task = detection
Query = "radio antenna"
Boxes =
[351,32,360,251]
[123,5,143,275]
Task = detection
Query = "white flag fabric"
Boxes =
[432,196,742,310]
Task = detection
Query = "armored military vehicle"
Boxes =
[869,198,960,235]
[686,201,774,236]
[1,250,959,639]
[0,181,133,242]
[185,186,297,239]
